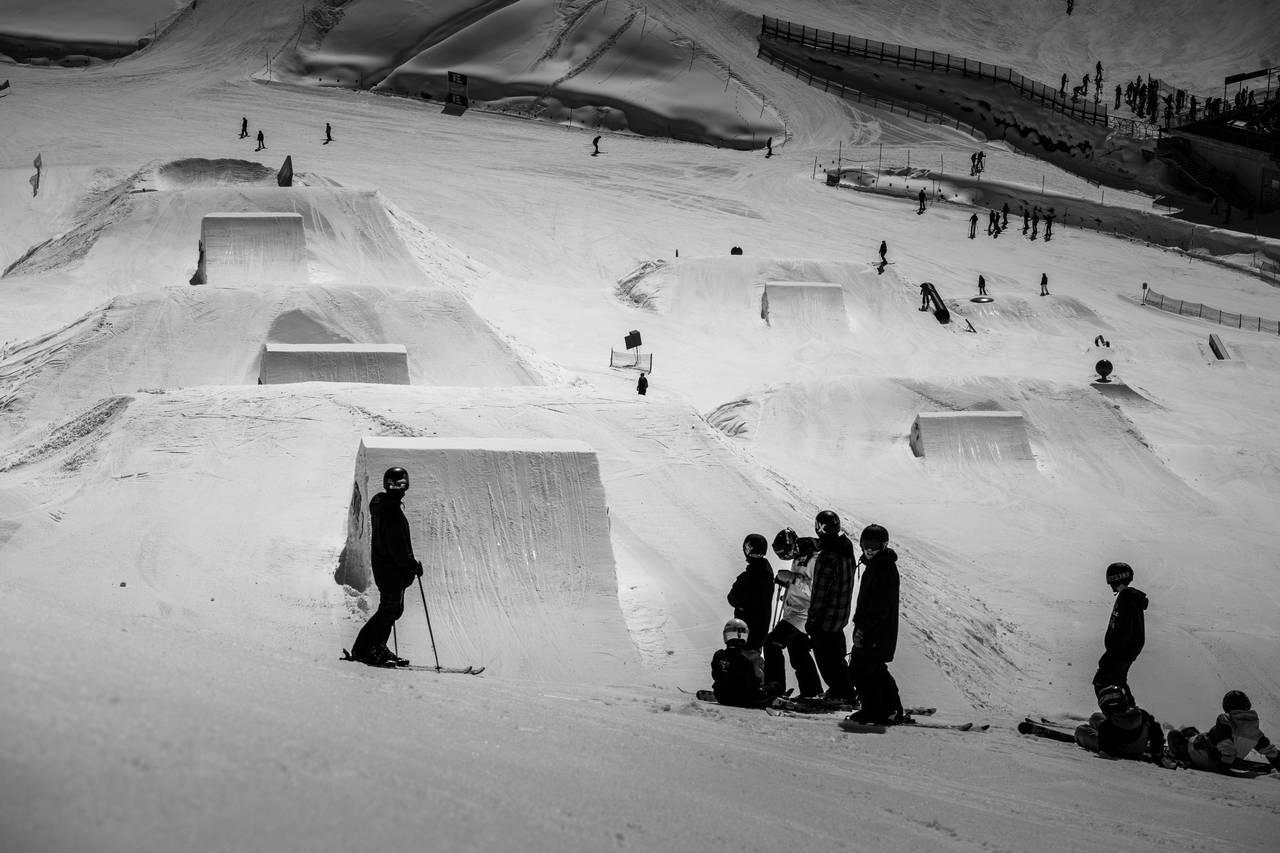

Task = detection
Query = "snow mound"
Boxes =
[258,343,410,385]
[761,281,849,336]
[153,158,279,190]
[909,410,1035,465]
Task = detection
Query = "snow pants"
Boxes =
[849,653,902,722]
[1091,652,1135,700]
[764,621,822,697]
[351,580,406,657]
[809,630,854,701]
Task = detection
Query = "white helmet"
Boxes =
[722,618,750,646]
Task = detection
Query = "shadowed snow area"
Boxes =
[3,0,1280,851]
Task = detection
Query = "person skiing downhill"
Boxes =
[805,511,856,703]
[765,528,823,698]
[727,534,775,650]
[1091,562,1147,701]
[349,467,424,666]
[711,618,770,708]
[1167,690,1280,773]
[845,524,903,725]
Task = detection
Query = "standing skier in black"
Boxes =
[255,129,266,151]
[349,467,424,666]
[592,135,601,156]
[1091,562,1147,701]
[845,524,903,725]
[324,122,333,144]
[636,372,648,395]
[1040,272,1050,296]
[978,274,987,296]
[879,240,888,262]
[727,534,775,650]
[239,116,249,138]
[916,188,926,214]
[969,212,979,239]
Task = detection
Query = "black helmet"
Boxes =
[1097,684,1130,714]
[383,466,409,492]
[742,533,768,559]
[771,528,798,560]
[859,524,889,549]
[1222,690,1251,713]
[814,510,840,536]
[1105,562,1133,586]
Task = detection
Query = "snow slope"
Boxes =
[2,0,1280,851]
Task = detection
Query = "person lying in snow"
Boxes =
[1167,690,1280,773]
[1074,684,1174,767]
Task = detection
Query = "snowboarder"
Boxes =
[349,467,424,666]
[239,116,248,138]
[845,524,903,725]
[1044,211,1055,241]
[324,122,333,144]
[920,282,932,311]
[978,274,987,296]
[765,529,823,699]
[1039,272,1049,296]
[916,188,926,214]
[1074,685,1173,766]
[255,129,266,152]
[765,137,773,157]
[592,135,601,156]
[879,240,888,262]
[1167,690,1280,773]
[727,534,775,651]
[969,212,979,239]
[711,618,770,708]
[636,372,648,395]
[806,511,856,703]
[1091,562,1147,701]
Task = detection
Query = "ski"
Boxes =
[1040,716,1082,729]
[900,718,989,732]
[837,719,888,734]
[1018,719,1076,742]
[341,650,484,675]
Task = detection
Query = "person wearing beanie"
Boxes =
[1167,690,1280,773]
[1074,685,1173,766]
[1091,561,1148,702]
[727,534,775,651]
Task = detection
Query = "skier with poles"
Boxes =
[348,467,423,667]
[764,528,823,699]
[727,534,775,651]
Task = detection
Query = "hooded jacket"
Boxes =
[1104,586,1148,660]
[852,547,900,662]
[727,556,775,649]
[370,492,418,588]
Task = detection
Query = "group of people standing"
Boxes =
[712,512,904,726]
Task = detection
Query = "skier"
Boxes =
[765,528,823,699]
[710,618,770,708]
[255,129,266,151]
[239,116,248,138]
[1074,685,1173,766]
[1091,562,1147,701]
[1022,206,1030,234]
[976,151,985,172]
[920,282,932,311]
[1061,72,1068,95]
[879,240,888,262]
[1030,208,1040,240]
[978,274,987,296]
[592,135,601,156]
[1039,272,1049,296]
[968,212,979,239]
[1044,210,1055,241]
[1167,690,1280,773]
[324,122,333,144]
[845,524,903,725]
[636,372,648,396]
[970,152,978,176]
[806,511,856,703]
[916,188,926,214]
[727,534,775,650]
[1001,201,1009,229]
[349,467,424,666]
[765,137,773,157]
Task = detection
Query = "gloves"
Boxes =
[414,560,424,578]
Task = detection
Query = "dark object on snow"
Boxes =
[636,372,648,395]
[730,246,743,255]
[350,471,422,665]
[239,116,248,138]
[255,130,266,151]
[728,551,775,650]
[324,122,333,144]
[277,155,293,187]
[1095,359,1113,382]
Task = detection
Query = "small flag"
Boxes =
[276,155,293,187]
[34,153,43,170]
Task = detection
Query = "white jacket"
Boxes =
[778,552,815,630]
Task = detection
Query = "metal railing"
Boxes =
[760,16,1108,126]
[610,350,653,372]
[1141,286,1280,334]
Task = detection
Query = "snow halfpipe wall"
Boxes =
[338,437,636,680]
[909,411,1034,465]
[258,343,410,384]
[197,212,307,286]
[761,281,848,334]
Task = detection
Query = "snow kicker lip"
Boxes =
[908,411,1035,465]
[193,212,307,287]
[258,343,410,385]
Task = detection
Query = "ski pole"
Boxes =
[392,624,399,658]
[417,575,442,671]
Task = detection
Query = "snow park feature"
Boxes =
[908,411,1034,465]
[337,436,636,681]
[257,343,410,385]
[193,212,307,286]
[760,281,849,335]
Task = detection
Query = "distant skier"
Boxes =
[727,534,775,651]
[920,282,932,311]
[765,529,823,699]
[1001,202,1009,229]
[879,240,888,262]
[239,116,248,138]
[1022,206,1030,234]
[765,137,773,157]
[1167,690,1280,773]
[592,135,601,156]
[976,151,985,172]
[636,372,648,395]
[969,212,979,239]
[916,188,926,214]
[1039,272,1049,296]
[806,511,856,703]
[845,524,903,725]
[324,122,333,144]
[1091,562,1147,701]
[1030,208,1040,240]
[978,274,987,296]
[711,618,770,708]
[1074,685,1173,766]
[348,467,424,667]
[1061,72,1068,95]
[255,129,266,151]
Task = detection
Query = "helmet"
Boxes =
[772,528,798,560]
[1105,562,1133,586]
[814,510,840,536]
[1097,684,1130,714]
[1222,690,1251,713]
[859,524,889,549]
[722,618,750,646]
[742,533,768,559]
[383,466,409,492]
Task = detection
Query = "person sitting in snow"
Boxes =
[1074,684,1174,766]
[727,534,775,650]
[765,528,823,699]
[711,618,770,708]
[1167,691,1280,774]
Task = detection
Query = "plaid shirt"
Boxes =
[805,532,855,633]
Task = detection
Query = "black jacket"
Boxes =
[1104,586,1147,660]
[1098,707,1165,760]
[727,556,775,649]
[711,645,768,708]
[370,492,417,589]
[852,547,900,662]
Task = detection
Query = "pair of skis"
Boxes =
[341,649,485,675]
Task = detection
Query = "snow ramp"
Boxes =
[196,213,307,286]
[761,281,849,335]
[258,344,410,385]
[340,437,636,681]
[909,411,1034,465]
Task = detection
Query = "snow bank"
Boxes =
[258,343,410,385]
[196,213,307,287]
